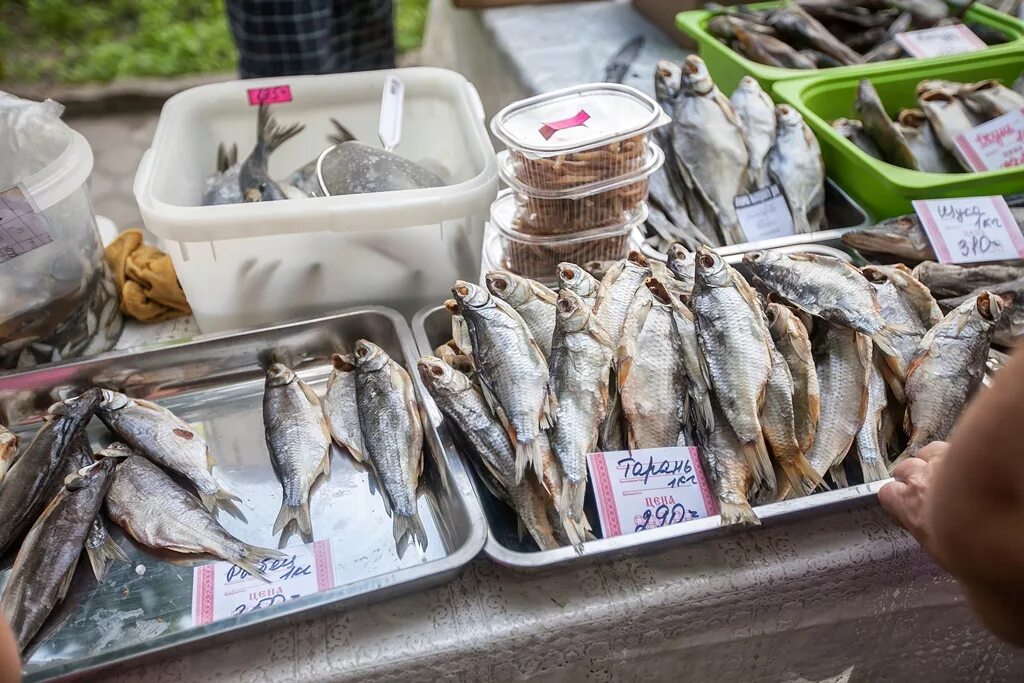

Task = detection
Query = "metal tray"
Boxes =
[413,243,885,570]
[0,306,487,681]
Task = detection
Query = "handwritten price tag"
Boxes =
[734,183,795,242]
[895,25,985,58]
[587,447,716,537]
[246,85,293,106]
[954,108,1024,172]
[913,196,1024,264]
[192,540,335,626]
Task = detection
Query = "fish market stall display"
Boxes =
[0,93,123,370]
[0,308,485,680]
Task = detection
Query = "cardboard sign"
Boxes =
[913,196,1024,264]
[895,25,985,58]
[0,186,53,264]
[192,540,335,626]
[247,85,293,106]
[954,108,1024,172]
[587,447,716,537]
[734,184,795,242]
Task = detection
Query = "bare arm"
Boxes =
[0,616,20,682]
[880,340,1024,645]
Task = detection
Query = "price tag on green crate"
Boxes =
[895,25,986,58]
[913,196,1024,264]
[953,108,1024,172]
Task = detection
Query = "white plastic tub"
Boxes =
[133,68,498,333]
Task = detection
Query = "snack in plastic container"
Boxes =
[499,142,664,235]
[488,189,648,281]
[491,83,670,192]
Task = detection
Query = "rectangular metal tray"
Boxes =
[0,306,487,681]
[413,243,886,570]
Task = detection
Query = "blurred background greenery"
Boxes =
[0,0,430,83]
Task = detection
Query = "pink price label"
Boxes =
[954,108,1024,172]
[538,109,591,140]
[247,85,292,106]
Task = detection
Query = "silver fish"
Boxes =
[548,289,614,535]
[322,353,365,461]
[557,262,603,309]
[263,363,332,537]
[668,293,713,431]
[959,79,1024,119]
[893,292,1003,466]
[743,250,904,375]
[201,143,241,206]
[618,279,688,450]
[855,353,892,483]
[841,213,936,261]
[867,263,943,327]
[594,251,653,347]
[896,109,961,174]
[855,79,919,170]
[767,105,825,234]
[805,324,871,484]
[731,76,777,189]
[417,357,566,550]
[766,302,819,456]
[672,55,750,245]
[453,281,555,481]
[353,340,426,555]
[239,104,305,202]
[65,441,131,582]
[485,271,557,358]
[96,389,237,513]
[917,87,978,170]
[0,424,17,483]
[106,454,283,577]
[940,277,1024,347]
[694,395,759,526]
[666,243,696,293]
[1,458,117,653]
[912,261,1024,299]
[692,247,776,491]
[443,298,472,356]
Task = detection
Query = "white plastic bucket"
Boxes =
[133,67,498,333]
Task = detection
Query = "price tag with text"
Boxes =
[895,25,985,58]
[954,108,1024,172]
[192,540,335,626]
[734,184,795,242]
[587,446,716,538]
[247,85,292,106]
[913,196,1024,264]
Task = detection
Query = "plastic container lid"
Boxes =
[497,141,664,199]
[490,83,670,159]
[17,128,94,212]
[489,188,649,243]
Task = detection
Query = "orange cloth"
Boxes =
[104,229,191,323]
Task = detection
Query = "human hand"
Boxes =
[878,441,950,562]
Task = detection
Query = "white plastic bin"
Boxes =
[133,68,498,333]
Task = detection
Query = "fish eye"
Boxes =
[560,268,576,281]
[430,365,444,377]
[698,254,716,268]
[455,285,469,297]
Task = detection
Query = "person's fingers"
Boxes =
[878,480,909,521]
[891,456,927,483]
[916,441,949,463]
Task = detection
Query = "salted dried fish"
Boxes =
[766,303,819,455]
[322,353,365,461]
[485,271,557,358]
[731,76,777,189]
[767,105,824,233]
[666,243,696,293]
[694,395,759,526]
[856,79,919,170]
[557,262,603,309]
[912,261,1024,299]
[959,79,1024,119]
[833,118,883,160]
[841,213,936,261]
[896,109,961,174]
[0,425,17,483]
[855,353,892,483]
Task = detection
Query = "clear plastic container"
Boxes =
[499,142,663,235]
[488,189,647,281]
[490,83,670,192]
[0,116,122,370]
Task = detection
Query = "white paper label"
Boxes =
[895,25,986,58]
[192,540,335,626]
[0,185,53,264]
[913,196,1024,264]
[953,108,1024,172]
[587,446,716,537]
[734,184,795,242]
[378,75,405,152]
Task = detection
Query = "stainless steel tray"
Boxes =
[0,306,487,681]
[413,242,885,570]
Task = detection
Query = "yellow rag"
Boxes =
[104,229,192,323]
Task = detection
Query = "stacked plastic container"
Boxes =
[488,84,668,282]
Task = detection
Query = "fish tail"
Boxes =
[559,476,589,550]
[829,463,849,489]
[272,502,313,537]
[199,483,243,514]
[236,543,289,584]
[859,453,890,483]
[86,536,130,582]
[393,512,429,558]
[514,438,544,486]
[719,500,760,526]
[258,103,305,153]
[741,432,777,494]
[777,454,827,498]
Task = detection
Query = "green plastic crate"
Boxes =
[675,1,1024,95]
[772,52,1024,218]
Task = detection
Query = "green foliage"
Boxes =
[1,0,429,84]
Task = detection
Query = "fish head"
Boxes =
[332,353,356,374]
[243,186,263,203]
[443,298,460,315]
[695,246,731,288]
[353,339,390,373]
[64,456,117,492]
[47,387,104,419]
[485,271,530,307]
[680,55,714,96]
[667,243,695,277]
[556,262,594,296]
[740,249,780,278]
[897,108,927,129]
[265,363,298,388]
[764,301,785,330]
[734,76,762,99]
[452,280,491,311]
[98,442,135,459]
[654,60,682,102]
[555,288,591,334]
[707,16,736,40]
[774,104,803,130]
[624,250,652,276]
[978,291,1006,324]
[416,356,470,395]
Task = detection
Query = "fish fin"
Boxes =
[539,390,558,431]
[299,380,321,408]
[517,516,527,542]
[236,543,289,584]
[393,513,428,558]
[56,564,76,603]
[257,102,305,153]
[858,451,890,483]
[205,447,217,470]
[199,482,244,515]
[828,463,849,489]
[871,327,905,378]
[559,477,589,542]
[777,455,827,497]
[740,433,777,494]
[339,438,366,463]
[879,361,906,404]
[328,118,356,145]
[719,500,760,526]
[272,502,313,537]
[318,446,332,478]
[86,534,131,582]
[514,438,545,487]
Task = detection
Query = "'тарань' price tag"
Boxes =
[894,25,985,58]
[913,196,1024,264]
[734,183,795,242]
[192,540,335,626]
[587,446,716,538]
[954,108,1024,172]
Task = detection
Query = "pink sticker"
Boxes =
[913,196,1024,265]
[538,109,591,140]
[954,108,1024,172]
[247,85,293,106]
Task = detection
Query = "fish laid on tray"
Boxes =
[426,247,1006,549]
